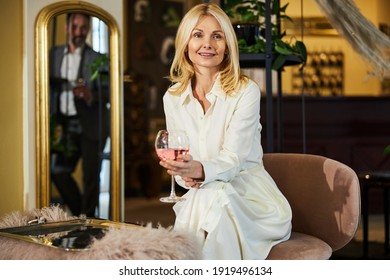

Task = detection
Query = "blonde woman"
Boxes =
[159,3,292,260]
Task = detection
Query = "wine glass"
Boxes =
[155,129,190,203]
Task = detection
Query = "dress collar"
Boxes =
[179,75,227,105]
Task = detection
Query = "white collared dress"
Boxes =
[162,78,292,260]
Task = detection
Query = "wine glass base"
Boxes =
[159,196,185,203]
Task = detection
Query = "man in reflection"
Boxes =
[49,13,110,217]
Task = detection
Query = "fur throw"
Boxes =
[0,206,201,260]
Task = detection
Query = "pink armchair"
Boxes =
[264,153,361,260]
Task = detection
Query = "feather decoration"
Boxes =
[314,0,390,78]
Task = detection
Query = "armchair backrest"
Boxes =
[263,153,361,251]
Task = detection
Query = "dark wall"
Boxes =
[261,96,390,172]
[261,95,390,213]
[124,1,187,197]
[126,0,185,118]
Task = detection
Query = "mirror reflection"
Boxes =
[48,12,111,219]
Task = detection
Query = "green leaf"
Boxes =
[90,71,99,81]
[384,145,390,155]
[87,54,109,81]
[271,0,280,14]
[280,3,289,13]
[272,54,286,70]
[295,40,307,62]
[224,0,242,10]
[274,44,293,55]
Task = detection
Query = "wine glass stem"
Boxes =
[170,176,177,198]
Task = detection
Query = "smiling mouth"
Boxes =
[198,52,216,57]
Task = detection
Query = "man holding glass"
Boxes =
[49,12,110,217]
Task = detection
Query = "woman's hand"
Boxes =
[181,177,203,189]
[159,154,204,188]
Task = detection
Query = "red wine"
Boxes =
[156,148,189,161]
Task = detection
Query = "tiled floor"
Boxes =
[124,195,175,228]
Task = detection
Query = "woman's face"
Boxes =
[187,15,227,72]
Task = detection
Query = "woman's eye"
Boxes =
[212,34,223,40]
[193,32,202,38]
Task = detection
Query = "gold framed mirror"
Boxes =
[35,1,122,221]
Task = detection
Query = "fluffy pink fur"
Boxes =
[0,206,201,260]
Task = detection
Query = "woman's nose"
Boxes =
[202,39,212,48]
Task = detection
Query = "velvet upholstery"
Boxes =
[264,153,361,260]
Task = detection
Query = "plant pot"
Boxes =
[233,24,260,46]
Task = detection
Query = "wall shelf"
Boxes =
[291,51,344,96]
[239,53,303,68]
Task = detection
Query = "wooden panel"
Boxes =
[261,96,390,212]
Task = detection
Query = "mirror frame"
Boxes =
[35,1,123,221]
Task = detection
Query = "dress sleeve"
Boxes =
[201,81,262,184]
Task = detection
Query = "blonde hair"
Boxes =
[168,3,248,96]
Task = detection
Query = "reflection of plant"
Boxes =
[88,54,109,81]
[49,115,76,157]
[50,115,62,152]
[223,0,307,70]
[385,145,390,155]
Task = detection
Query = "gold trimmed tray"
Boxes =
[0,218,140,251]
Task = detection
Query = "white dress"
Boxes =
[162,77,292,260]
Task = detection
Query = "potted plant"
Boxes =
[223,0,307,70]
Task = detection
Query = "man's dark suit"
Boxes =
[49,44,110,217]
